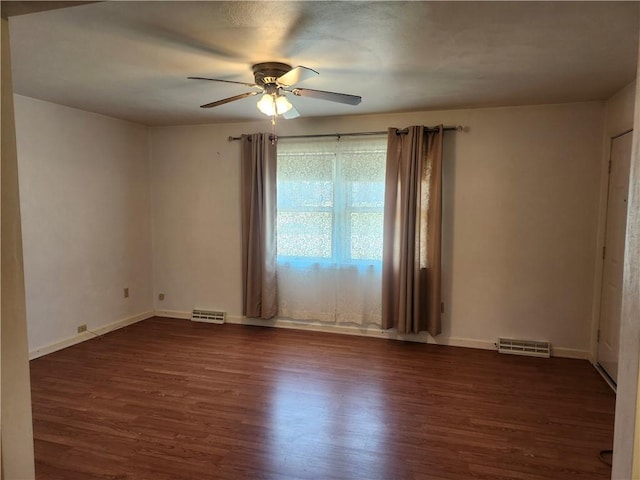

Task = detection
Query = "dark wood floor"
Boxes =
[30,317,615,480]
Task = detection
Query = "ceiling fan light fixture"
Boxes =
[257,93,276,116]
[257,93,292,117]
[275,95,293,114]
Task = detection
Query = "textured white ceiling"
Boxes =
[7,1,639,126]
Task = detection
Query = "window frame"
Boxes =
[276,137,387,267]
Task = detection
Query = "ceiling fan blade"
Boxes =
[189,76,258,88]
[200,91,259,109]
[282,104,300,120]
[290,88,361,106]
[276,66,319,87]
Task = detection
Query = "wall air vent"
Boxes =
[497,338,551,358]
[191,309,226,324]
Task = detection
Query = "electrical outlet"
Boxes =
[124,287,129,298]
[158,293,165,301]
[77,324,87,333]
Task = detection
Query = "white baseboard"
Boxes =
[157,310,590,360]
[29,311,154,360]
[593,362,618,393]
[551,347,590,360]
[28,309,590,361]
[154,309,191,320]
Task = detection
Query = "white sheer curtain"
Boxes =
[276,136,387,329]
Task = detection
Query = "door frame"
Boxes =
[591,128,633,390]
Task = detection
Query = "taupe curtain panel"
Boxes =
[382,126,444,335]
[240,133,277,319]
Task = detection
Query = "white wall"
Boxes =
[1,18,35,480]
[150,101,604,357]
[150,123,245,318]
[604,82,636,139]
[611,72,640,477]
[14,95,154,354]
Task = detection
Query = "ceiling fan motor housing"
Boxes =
[252,62,292,87]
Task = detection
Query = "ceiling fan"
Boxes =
[188,62,362,119]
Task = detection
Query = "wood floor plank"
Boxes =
[30,317,615,479]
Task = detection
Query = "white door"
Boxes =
[597,131,633,384]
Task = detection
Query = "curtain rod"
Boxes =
[227,125,463,142]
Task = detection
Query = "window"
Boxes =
[277,136,387,265]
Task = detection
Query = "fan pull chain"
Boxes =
[271,113,277,144]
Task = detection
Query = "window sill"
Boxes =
[277,258,382,271]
